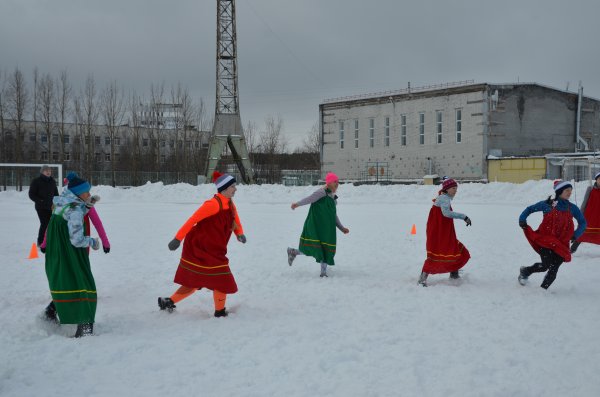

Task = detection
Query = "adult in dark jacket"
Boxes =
[28,165,59,246]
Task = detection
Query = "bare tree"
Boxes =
[56,69,71,162]
[73,95,85,171]
[81,75,99,177]
[100,81,125,186]
[244,120,258,163]
[299,121,321,169]
[259,115,287,183]
[32,67,39,153]
[127,90,144,185]
[38,73,55,161]
[0,70,7,189]
[149,82,165,174]
[170,83,198,179]
[6,67,29,189]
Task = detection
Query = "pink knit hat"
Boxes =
[325,172,339,184]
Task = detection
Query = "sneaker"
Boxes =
[44,301,58,322]
[74,323,93,338]
[287,247,297,266]
[418,272,428,287]
[158,297,176,312]
[214,308,228,318]
[518,267,528,286]
[449,271,460,279]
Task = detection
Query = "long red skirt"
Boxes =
[577,188,600,245]
[523,207,573,262]
[422,206,470,274]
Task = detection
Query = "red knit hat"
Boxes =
[441,178,457,191]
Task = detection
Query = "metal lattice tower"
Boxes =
[205,0,254,184]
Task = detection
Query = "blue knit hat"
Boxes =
[68,173,91,196]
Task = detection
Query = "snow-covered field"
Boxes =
[1,181,599,397]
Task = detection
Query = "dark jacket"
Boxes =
[29,174,59,210]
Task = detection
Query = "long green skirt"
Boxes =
[45,210,97,324]
[299,194,337,266]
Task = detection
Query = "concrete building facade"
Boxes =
[319,82,600,181]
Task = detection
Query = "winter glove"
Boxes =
[40,247,46,254]
[519,220,527,229]
[237,234,247,244]
[103,246,110,254]
[90,238,100,250]
[85,195,101,208]
[168,238,181,251]
[464,216,472,227]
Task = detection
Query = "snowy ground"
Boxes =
[1,181,600,396]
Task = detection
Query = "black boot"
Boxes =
[449,271,460,279]
[158,297,176,313]
[44,301,57,322]
[418,272,428,287]
[214,308,228,318]
[570,241,581,253]
[74,323,93,338]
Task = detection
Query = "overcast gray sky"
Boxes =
[2,0,600,149]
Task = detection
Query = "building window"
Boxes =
[170,140,175,148]
[64,134,70,144]
[384,117,390,147]
[64,152,70,161]
[160,140,166,147]
[29,133,36,142]
[105,136,111,145]
[41,151,48,160]
[53,134,59,144]
[143,138,149,147]
[41,134,47,143]
[456,108,462,143]
[52,152,58,161]
[84,136,90,145]
[95,153,101,162]
[419,113,425,145]
[95,136,101,145]
[369,118,375,148]
[436,111,443,144]
[114,137,120,146]
[161,155,166,163]
[105,153,111,162]
[401,115,407,146]
[354,119,359,149]
[339,121,344,149]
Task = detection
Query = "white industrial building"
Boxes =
[319,81,600,182]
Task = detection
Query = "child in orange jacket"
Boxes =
[158,172,246,317]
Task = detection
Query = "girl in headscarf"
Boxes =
[287,172,349,277]
[418,178,471,287]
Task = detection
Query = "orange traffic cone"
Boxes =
[410,224,417,235]
[28,243,39,259]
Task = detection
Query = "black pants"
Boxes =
[522,248,564,289]
[35,208,52,246]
